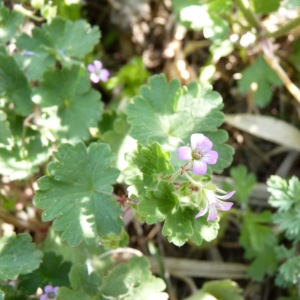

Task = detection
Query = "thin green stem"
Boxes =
[13,4,45,22]
[168,162,191,182]
[263,15,300,38]
[184,172,203,189]
[234,0,260,30]
[20,112,38,158]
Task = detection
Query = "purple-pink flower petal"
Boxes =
[216,190,236,200]
[178,146,192,160]
[193,160,207,175]
[99,69,110,82]
[207,204,218,221]
[217,200,234,211]
[44,285,53,293]
[190,133,205,149]
[195,206,208,218]
[93,60,102,69]
[197,136,213,152]
[87,64,95,73]
[90,73,99,83]
[40,295,47,300]
[202,150,218,164]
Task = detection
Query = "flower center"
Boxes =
[215,203,222,210]
[47,292,56,299]
[192,147,203,160]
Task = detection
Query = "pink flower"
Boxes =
[87,60,110,83]
[178,133,218,175]
[195,190,235,221]
[40,285,59,300]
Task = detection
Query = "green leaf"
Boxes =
[34,141,123,246]
[276,255,300,287]
[202,280,243,300]
[267,175,300,211]
[52,0,81,20]
[0,52,33,116]
[0,6,24,43]
[100,256,168,300]
[0,110,11,145]
[57,264,101,300]
[101,113,135,173]
[191,215,219,245]
[267,175,300,240]
[126,74,233,174]
[176,2,230,40]
[227,165,256,206]
[16,17,100,79]
[247,246,278,281]
[32,66,102,141]
[251,0,281,13]
[0,284,27,300]
[18,252,71,294]
[125,142,174,196]
[139,181,179,223]
[106,56,150,101]
[239,211,277,257]
[238,56,282,108]
[162,206,193,246]
[0,137,50,180]
[0,233,42,280]
[100,264,129,297]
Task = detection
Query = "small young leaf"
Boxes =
[32,66,102,141]
[0,6,24,43]
[226,165,256,206]
[0,233,42,280]
[238,56,282,107]
[125,142,174,196]
[34,141,123,246]
[0,52,33,116]
[18,252,71,294]
[57,264,101,299]
[139,181,179,223]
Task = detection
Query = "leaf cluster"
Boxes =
[0,7,102,180]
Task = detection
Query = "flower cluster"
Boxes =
[178,133,235,221]
[40,285,59,300]
[87,60,110,83]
